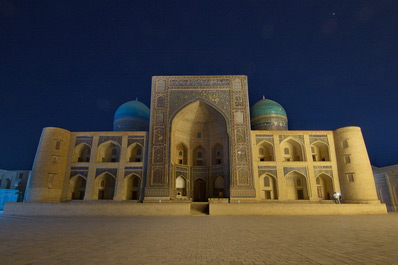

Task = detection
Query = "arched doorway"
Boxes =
[286,171,309,200]
[316,174,334,200]
[69,175,86,200]
[124,174,141,200]
[194,179,207,202]
[95,173,115,200]
[261,174,278,200]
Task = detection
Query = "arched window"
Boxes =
[284,148,290,155]
[212,143,223,165]
[111,148,117,155]
[264,177,270,187]
[193,146,206,166]
[176,143,187,165]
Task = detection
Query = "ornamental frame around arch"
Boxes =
[95,171,116,179]
[73,143,91,162]
[280,137,305,161]
[257,140,274,161]
[68,174,87,200]
[311,140,330,161]
[126,142,144,162]
[168,99,231,131]
[96,140,121,162]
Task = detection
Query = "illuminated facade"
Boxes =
[24,76,381,207]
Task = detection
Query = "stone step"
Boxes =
[190,202,209,215]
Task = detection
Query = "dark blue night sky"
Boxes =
[0,0,397,169]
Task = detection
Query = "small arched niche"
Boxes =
[213,176,224,197]
[258,141,274,161]
[96,141,120,162]
[176,176,187,197]
[176,143,188,165]
[193,145,207,166]
[311,141,330,161]
[280,138,305,161]
[73,143,91,162]
[127,143,143,162]
[212,143,223,165]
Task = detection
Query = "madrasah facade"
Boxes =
[15,75,386,215]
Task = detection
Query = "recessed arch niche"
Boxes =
[170,100,229,201]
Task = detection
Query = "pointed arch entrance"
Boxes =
[68,175,86,200]
[170,100,229,201]
[286,171,309,200]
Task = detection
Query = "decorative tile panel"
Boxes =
[279,135,304,144]
[95,168,117,178]
[98,136,122,146]
[283,167,307,177]
[75,136,93,147]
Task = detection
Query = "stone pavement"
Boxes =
[1,213,398,265]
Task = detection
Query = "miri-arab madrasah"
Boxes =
[4,76,388,216]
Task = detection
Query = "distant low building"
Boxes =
[0,169,31,210]
[373,165,398,212]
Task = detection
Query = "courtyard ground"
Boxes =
[0,213,397,264]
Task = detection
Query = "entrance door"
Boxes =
[297,189,304,200]
[194,179,207,202]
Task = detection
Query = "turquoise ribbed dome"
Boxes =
[251,98,287,118]
[251,97,288,130]
[113,100,150,131]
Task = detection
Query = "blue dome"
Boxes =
[251,97,288,130]
[251,98,287,118]
[113,100,150,131]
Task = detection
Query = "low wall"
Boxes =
[4,201,191,216]
[209,203,387,216]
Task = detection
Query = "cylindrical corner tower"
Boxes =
[25,127,71,202]
[333,126,379,203]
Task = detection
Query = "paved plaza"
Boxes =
[1,213,398,265]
